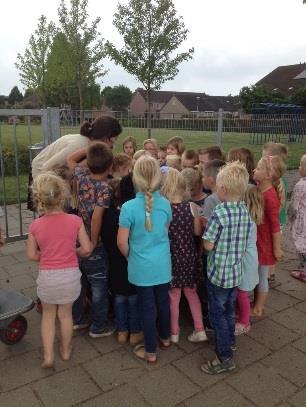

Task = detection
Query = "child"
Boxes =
[158,146,167,167]
[202,161,251,374]
[166,154,181,171]
[252,156,285,317]
[133,149,149,166]
[227,147,256,184]
[68,142,116,338]
[198,146,225,170]
[166,136,185,156]
[181,167,206,210]
[122,136,137,158]
[143,138,159,158]
[101,179,143,345]
[181,149,199,169]
[112,153,133,179]
[288,154,306,283]
[235,185,263,335]
[27,172,92,368]
[117,156,172,363]
[161,169,207,344]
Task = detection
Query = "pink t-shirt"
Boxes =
[29,213,82,270]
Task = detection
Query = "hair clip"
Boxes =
[50,189,54,198]
[145,211,150,217]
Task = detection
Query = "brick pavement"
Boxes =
[0,225,305,407]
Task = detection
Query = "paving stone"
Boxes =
[294,301,306,313]
[0,255,20,267]
[261,345,306,387]
[0,350,53,391]
[83,348,145,392]
[247,318,299,351]
[82,384,147,407]
[4,261,38,277]
[31,366,100,407]
[0,241,26,255]
[288,387,306,407]
[0,274,35,291]
[87,332,122,355]
[266,289,301,311]
[21,285,38,300]
[291,337,306,353]
[134,364,199,407]
[0,386,42,407]
[227,362,297,407]
[141,342,185,371]
[233,334,271,368]
[13,250,31,262]
[276,279,306,301]
[184,382,253,407]
[270,307,306,335]
[173,348,226,390]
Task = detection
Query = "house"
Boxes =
[256,63,306,96]
[129,88,240,118]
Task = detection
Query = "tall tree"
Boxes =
[15,15,56,106]
[58,0,107,113]
[239,85,288,112]
[102,85,132,111]
[106,0,194,136]
[8,86,23,106]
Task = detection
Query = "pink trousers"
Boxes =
[169,285,204,335]
[236,289,250,325]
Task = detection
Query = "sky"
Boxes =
[1,0,306,97]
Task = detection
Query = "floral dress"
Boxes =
[168,202,198,288]
[290,177,306,255]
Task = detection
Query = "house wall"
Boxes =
[160,96,189,118]
[129,92,147,114]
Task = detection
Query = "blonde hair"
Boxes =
[143,138,159,157]
[300,154,306,171]
[216,161,249,199]
[132,156,162,231]
[161,168,186,202]
[133,149,147,161]
[166,136,185,155]
[258,156,287,204]
[32,172,69,214]
[263,142,288,162]
[181,167,202,190]
[244,184,264,225]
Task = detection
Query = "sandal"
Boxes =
[159,339,171,349]
[290,270,306,283]
[133,344,157,364]
[200,356,236,375]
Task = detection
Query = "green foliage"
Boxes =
[1,147,30,176]
[8,86,23,105]
[291,86,306,106]
[239,85,289,112]
[15,15,56,106]
[102,85,132,110]
[58,0,107,110]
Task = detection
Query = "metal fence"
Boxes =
[1,107,306,241]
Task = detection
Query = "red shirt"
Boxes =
[29,213,82,270]
[257,187,280,265]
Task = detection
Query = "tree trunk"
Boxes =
[77,80,84,123]
[147,87,152,138]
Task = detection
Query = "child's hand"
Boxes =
[274,248,284,261]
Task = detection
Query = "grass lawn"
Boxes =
[1,123,305,203]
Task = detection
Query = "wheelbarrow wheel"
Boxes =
[0,315,28,345]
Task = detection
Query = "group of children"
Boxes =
[25,122,306,373]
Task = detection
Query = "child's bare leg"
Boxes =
[252,266,269,316]
[57,303,73,361]
[41,303,57,367]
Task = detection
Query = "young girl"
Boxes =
[235,185,263,335]
[112,153,133,179]
[161,169,207,343]
[181,167,207,211]
[101,179,143,345]
[117,156,172,363]
[227,148,256,184]
[27,172,92,368]
[288,154,306,283]
[166,136,185,156]
[252,156,286,316]
[143,138,159,158]
[122,136,137,158]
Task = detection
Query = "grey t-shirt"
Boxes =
[202,192,221,221]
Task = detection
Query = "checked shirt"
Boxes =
[203,201,252,288]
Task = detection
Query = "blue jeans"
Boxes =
[114,294,141,333]
[207,280,237,361]
[73,246,109,333]
[136,283,170,354]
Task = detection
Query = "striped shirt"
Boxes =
[203,201,252,288]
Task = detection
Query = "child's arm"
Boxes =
[267,192,283,261]
[117,227,130,259]
[27,233,40,261]
[203,240,214,251]
[190,202,202,236]
[77,222,93,257]
[67,147,88,171]
[272,232,283,261]
[90,206,105,249]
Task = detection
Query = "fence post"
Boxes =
[41,109,50,146]
[49,107,61,142]
[216,108,223,147]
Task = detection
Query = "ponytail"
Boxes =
[145,189,153,231]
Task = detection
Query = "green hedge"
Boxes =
[1,147,31,176]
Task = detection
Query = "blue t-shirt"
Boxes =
[119,191,172,287]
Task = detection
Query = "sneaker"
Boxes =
[89,325,116,338]
[117,331,129,344]
[73,323,89,331]
[187,330,208,343]
[171,334,180,344]
[234,322,251,336]
[201,356,236,375]
[129,331,144,346]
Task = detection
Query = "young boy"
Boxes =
[201,161,251,374]
[198,146,225,170]
[67,142,116,338]
[181,149,199,169]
